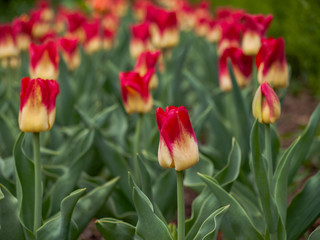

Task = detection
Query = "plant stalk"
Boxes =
[265,124,273,191]
[33,132,42,233]
[176,170,185,240]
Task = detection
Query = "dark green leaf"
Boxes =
[96,218,136,240]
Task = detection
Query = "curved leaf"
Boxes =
[96,218,136,240]
[308,226,320,240]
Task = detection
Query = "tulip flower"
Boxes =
[102,28,115,50]
[65,11,86,43]
[219,47,253,91]
[147,7,179,49]
[206,19,222,43]
[252,82,281,124]
[102,14,119,32]
[256,37,289,88]
[134,50,160,89]
[29,10,51,39]
[130,22,152,59]
[0,24,19,59]
[217,21,242,56]
[156,106,199,171]
[58,37,81,70]
[12,16,32,51]
[83,20,101,54]
[132,0,152,21]
[29,41,59,80]
[19,77,60,132]
[242,14,273,55]
[119,70,154,114]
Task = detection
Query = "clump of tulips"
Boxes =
[0,1,319,240]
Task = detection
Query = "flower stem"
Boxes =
[265,124,273,191]
[33,132,42,233]
[133,114,143,185]
[176,170,185,240]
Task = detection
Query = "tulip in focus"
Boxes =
[130,22,152,59]
[219,47,253,91]
[252,82,280,124]
[156,106,199,171]
[119,70,154,114]
[134,50,160,89]
[256,37,289,88]
[242,14,273,55]
[58,38,81,70]
[29,41,59,80]
[19,77,60,132]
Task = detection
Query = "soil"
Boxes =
[81,91,319,240]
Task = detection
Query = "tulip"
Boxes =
[156,106,199,171]
[12,16,32,51]
[132,0,152,21]
[29,41,59,80]
[58,37,81,70]
[217,21,242,56]
[130,22,152,59]
[83,20,101,54]
[29,10,51,39]
[147,7,179,49]
[242,14,273,55]
[176,2,195,31]
[134,50,160,89]
[256,37,289,88]
[206,19,222,43]
[119,70,154,114]
[65,12,86,43]
[102,14,119,32]
[219,47,253,91]
[102,28,115,50]
[0,24,19,59]
[19,77,60,132]
[252,82,281,124]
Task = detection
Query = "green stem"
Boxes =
[133,114,143,185]
[33,132,42,233]
[265,124,273,192]
[176,171,185,240]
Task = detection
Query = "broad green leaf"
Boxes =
[0,156,15,194]
[199,173,263,240]
[193,205,229,240]
[287,104,320,183]
[133,182,172,240]
[37,188,86,240]
[308,226,320,240]
[70,177,119,240]
[0,184,25,240]
[286,171,320,240]
[136,154,153,202]
[214,138,241,189]
[96,218,136,240]
[250,121,279,234]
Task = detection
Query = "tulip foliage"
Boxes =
[0,1,320,240]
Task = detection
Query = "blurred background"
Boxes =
[1,0,320,96]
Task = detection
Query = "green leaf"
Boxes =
[37,188,86,240]
[250,121,279,234]
[288,104,320,183]
[286,171,320,240]
[193,205,229,240]
[132,181,172,240]
[199,173,263,240]
[308,226,320,240]
[214,138,241,189]
[70,177,119,240]
[96,218,136,240]
[0,184,25,240]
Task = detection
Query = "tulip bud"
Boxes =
[156,106,199,171]
[241,14,273,55]
[134,51,160,89]
[252,82,281,124]
[119,70,154,114]
[58,37,81,70]
[130,22,152,59]
[219,47,253,91]
[83,20,101,54]
[29,41,59,80]
[19,77,60,132]
[256,37,289,88]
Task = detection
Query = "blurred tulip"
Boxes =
[256,37,289,88]
[218,21,242,56]
[83,20,101,54]
[134,50,160,89]
[130,22,152,59]
[147,7,179,49]
[102,28,115,50]
[102,14,119,32]
[132,0,152,21]
[12,16,32,51]
[0,24,19,59]
[156,106,199,171]
[219,47,253,91]
[206,19,221,43]
[19,77,60,132]
[242,14,273,55]
[65,12,86,43]
[252,82,280,124]
[30,10,51,39]
[176,2,196,31]
[58,38,81,70]
[29,41,59,79]
[119,70,154,114]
